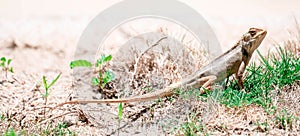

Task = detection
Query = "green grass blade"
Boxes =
[118,102,123,121]
[42,76,48,91]
[7,59,12,65]
[97,55,112,67]
[69,60,92,69]
[104,55,112,62]
[91,77,100,86]
[47,73,61,89]
[257,50,273,71]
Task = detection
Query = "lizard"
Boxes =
[53,28,267,108]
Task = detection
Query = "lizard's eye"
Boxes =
[249,30,257,37]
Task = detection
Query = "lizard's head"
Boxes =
[242,28,267,55]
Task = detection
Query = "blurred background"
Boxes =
[1,0,299,43]
[0,0,300,72]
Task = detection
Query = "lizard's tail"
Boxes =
[52,83,181,110]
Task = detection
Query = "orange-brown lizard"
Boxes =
[53,28,267,108]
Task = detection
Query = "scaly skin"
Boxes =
[53,28,267,108]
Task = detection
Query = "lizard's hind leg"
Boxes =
[197,76,217,94]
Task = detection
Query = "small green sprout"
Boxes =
[0,57,14,79]
[70,54,114,89]
[42,74,61,98]
[41,73,61,117]
[52,122,75,136]
[3,128,17,136]
[0,113,6,121]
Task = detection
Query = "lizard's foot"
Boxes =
[197,76,217,94]
[235,73,245,90]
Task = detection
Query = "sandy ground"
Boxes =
[0,0,300,135]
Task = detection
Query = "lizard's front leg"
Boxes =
[236,54,252,90]
[236,61,246,89]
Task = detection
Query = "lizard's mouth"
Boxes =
[259,30,267,38]
[256,29,267,38]
[257,30,267,43]
[252,28,267,48]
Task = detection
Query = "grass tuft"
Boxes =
[208,46,299,109]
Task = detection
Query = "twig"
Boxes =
[31,105,53,111]
[37,111,78,125]
[130,36,167,82]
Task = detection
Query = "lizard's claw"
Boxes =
[197,76,217,94]
[240,88,247,93]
